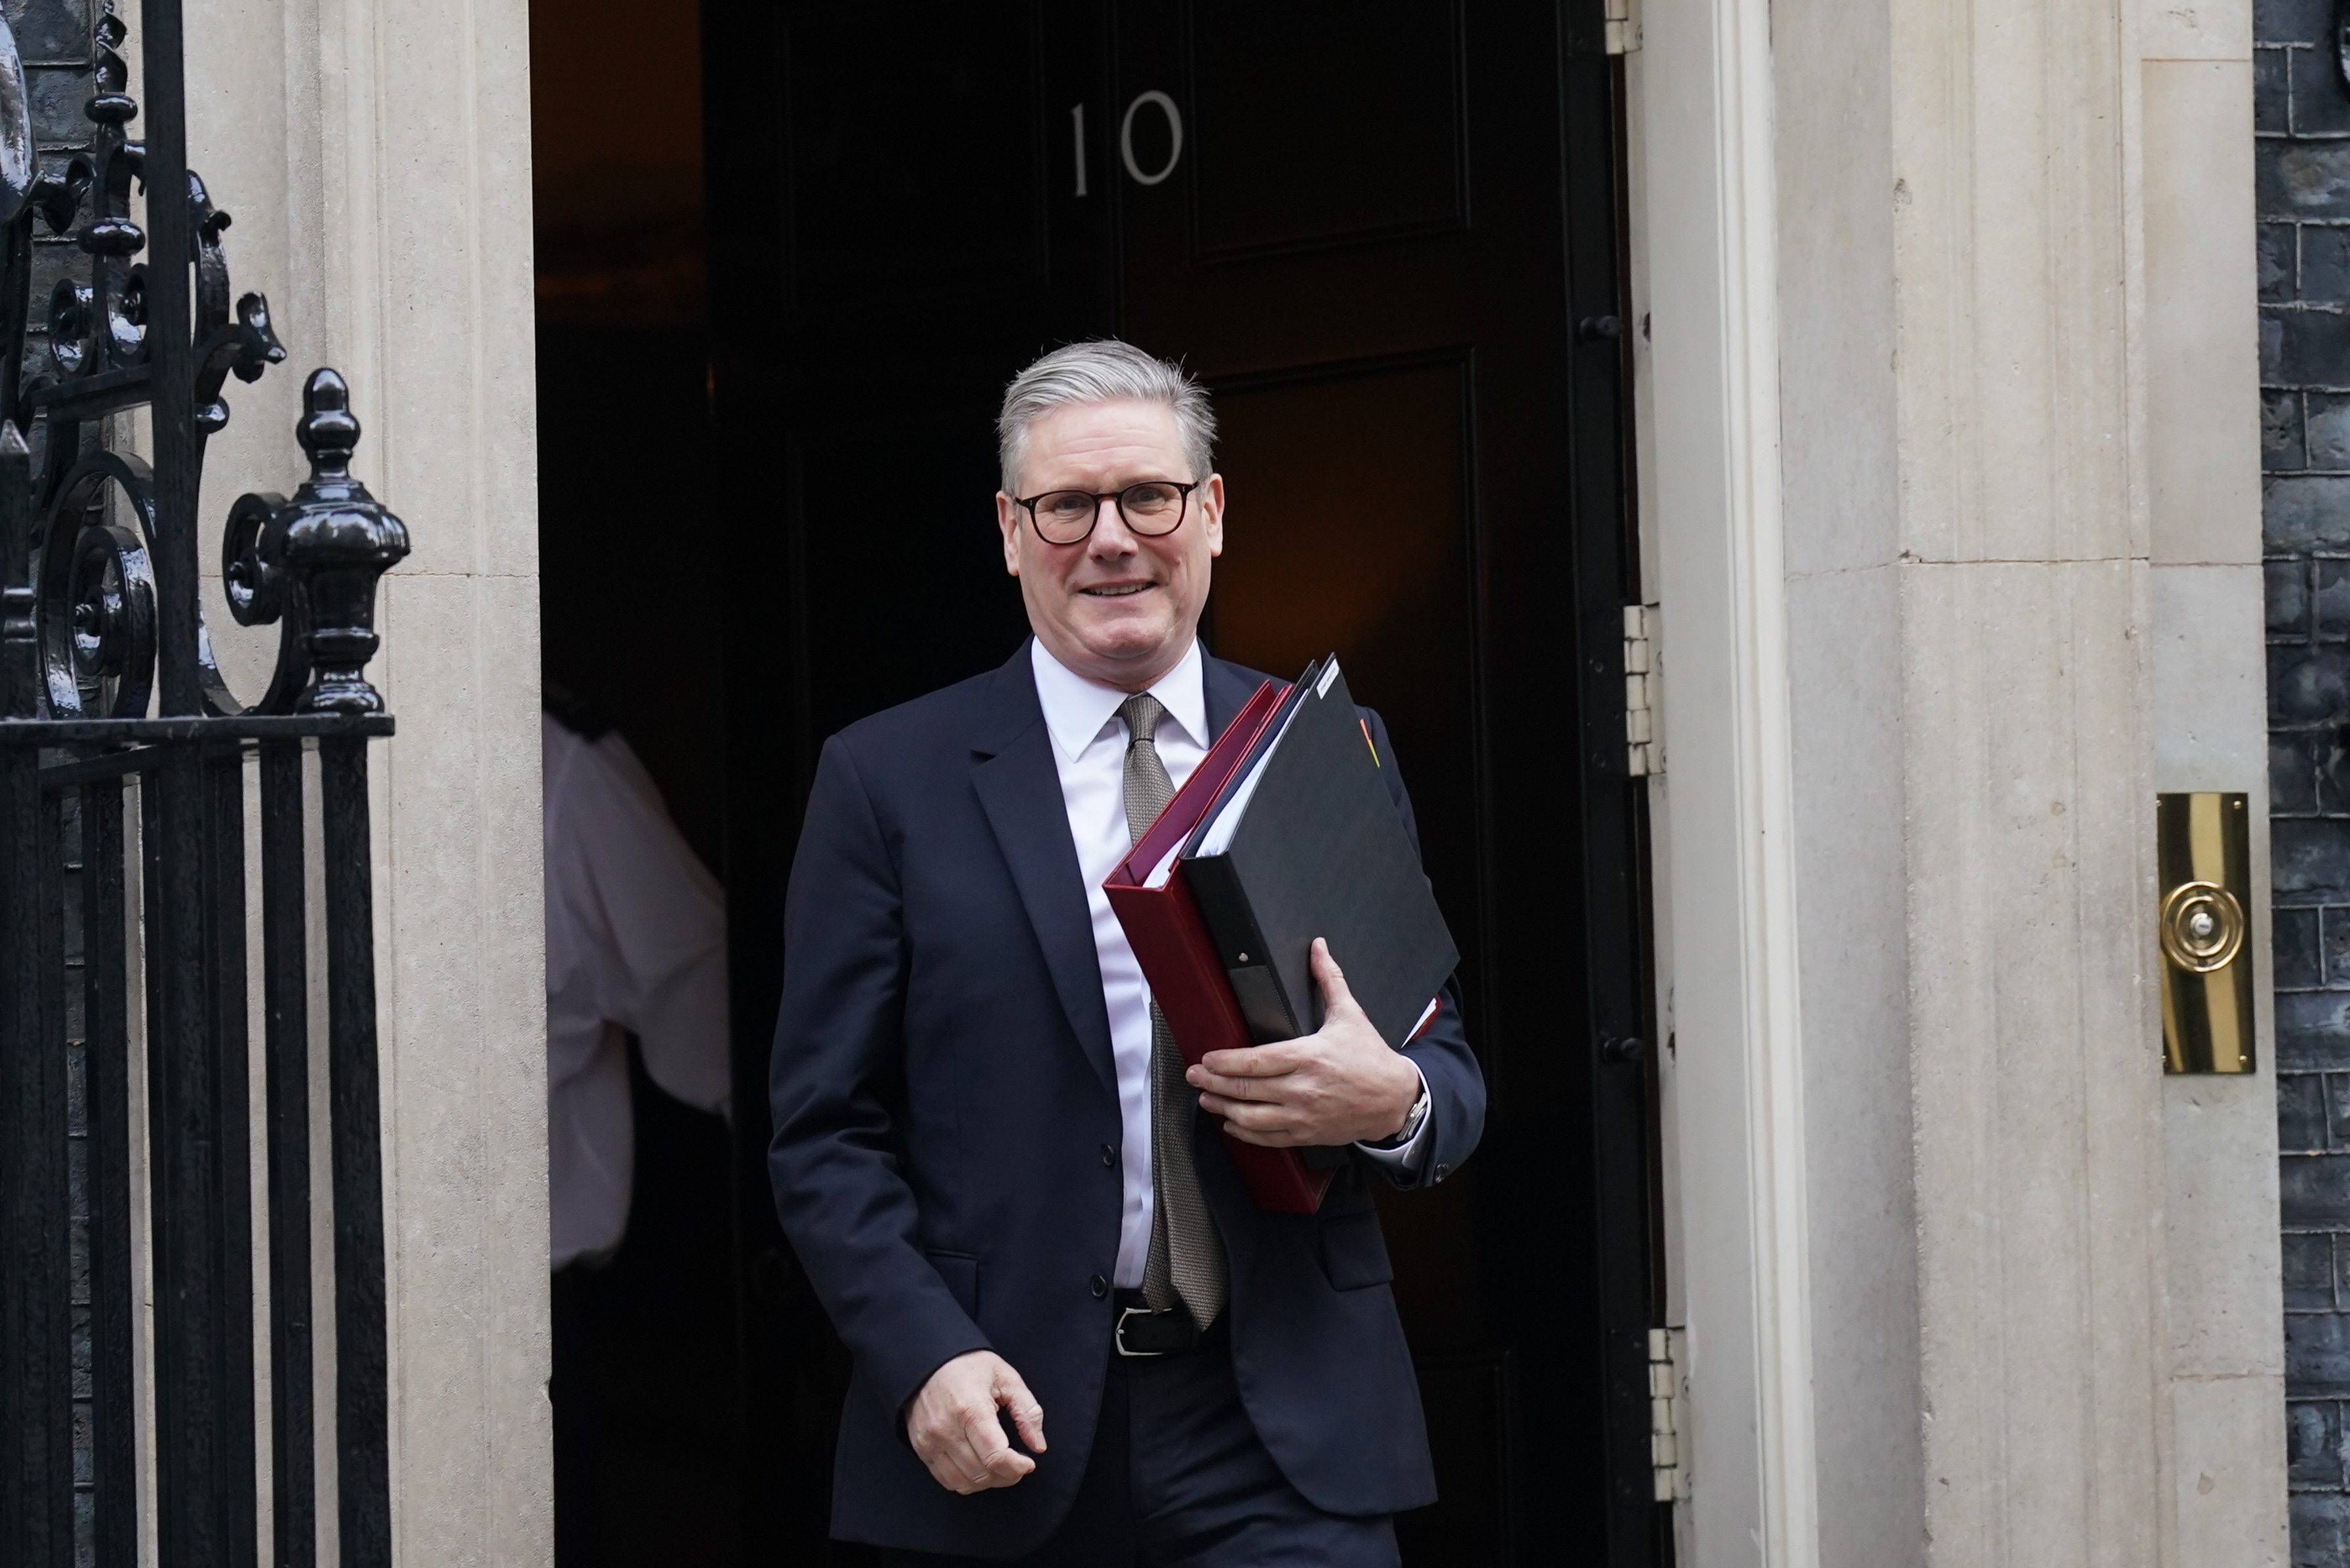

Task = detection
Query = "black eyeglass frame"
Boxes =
[1012,480,1203,545]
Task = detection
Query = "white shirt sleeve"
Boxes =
[1353,1060,1432,1174]
[544,716,730,1269]
[564,727,732,1116]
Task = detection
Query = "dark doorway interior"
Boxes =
[532,0,739,1563]
[703,3,1662,1567]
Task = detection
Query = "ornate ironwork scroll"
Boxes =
[0,4,407,1567]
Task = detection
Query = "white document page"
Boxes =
[1194,716,1288,857]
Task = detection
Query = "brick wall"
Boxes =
[2262,0,2350,1559]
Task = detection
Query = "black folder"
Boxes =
[1178,657,1459,1050]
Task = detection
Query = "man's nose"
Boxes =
[1088,496,1140,555]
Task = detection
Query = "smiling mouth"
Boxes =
[1080,583,1155,597]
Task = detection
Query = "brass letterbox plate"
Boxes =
[2158,792,2254,1074]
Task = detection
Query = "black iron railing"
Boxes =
[0,4,407,1567]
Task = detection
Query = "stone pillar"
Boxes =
[186,0,549,1561]
[1887,0,2170,1554]
[1643,0,2282,1550]
[1769,0,1922,1544]
[2142,1,2284,1561]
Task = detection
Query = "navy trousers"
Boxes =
[877,1326,1399,1568]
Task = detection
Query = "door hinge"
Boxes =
[1649,1326,1686,1501]
[1605,0,1643,54]
[1625,604,1662,777]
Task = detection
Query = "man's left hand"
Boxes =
[1187,938,1422,1147]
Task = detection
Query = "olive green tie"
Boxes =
[1118,692,1227,1329]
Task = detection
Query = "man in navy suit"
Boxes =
[768,340,1484,1565]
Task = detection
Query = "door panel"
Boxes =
[1410,1351,1515,1562]
[781,8,1045,320]
[1206,354,1481,994]
[1185,0,1467,260]
[1205,357,1499,1506]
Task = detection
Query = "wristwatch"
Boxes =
[1364,1080,1431,1150]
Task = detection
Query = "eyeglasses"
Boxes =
[1013,480,1200,546]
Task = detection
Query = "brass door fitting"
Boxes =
[2157,792,2254,1074]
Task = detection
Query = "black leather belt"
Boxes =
[1112,1289,1201,1357]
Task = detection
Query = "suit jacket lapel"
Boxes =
[970,644,1119,1099]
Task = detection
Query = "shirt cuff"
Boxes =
[1353,1062,1432,1174]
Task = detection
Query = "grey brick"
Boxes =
[2279,391,2316,469]
[2328,745,2350,814]
[2296,1492,2350,1565]
[2279,557,2317,632]
[2280,822,2350,907]
[2261,0,2334,46]
[2295,47,2350,136]
[2311,730,2350,812]
[2270,307,2350,385]
[2330,907,2350,983]
[2328,1072,2350,1147]
[2290,1231,2339,1308]
[2274,644,2350,722]
[2282,977,2350,1066]
[2286,1157,2350,1228]
[2319,559,2350,632]
[2279,732,2327,813]
[24,64,85,153]
[2266,48,2296,134]
[2284,905,2327,985]
[2288,1070,2332,1147]
[2292,1398,2348,1485]
[2313,227,2350,305]
[2293,1306,2350,1390]
[13,0,95,64]
[2317,395,2350,471]
[2270,475,2350,550]
[2265,142,2350,220]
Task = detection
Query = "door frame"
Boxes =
[1623,0,1820,1560]
[697,0,1816,1558]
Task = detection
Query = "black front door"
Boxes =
[706,4,1660,1562]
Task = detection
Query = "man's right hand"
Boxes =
[906,1350,1047,1494]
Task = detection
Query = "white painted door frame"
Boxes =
[1621,0,1820,1556]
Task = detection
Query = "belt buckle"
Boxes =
[1115,1304,1168,1358]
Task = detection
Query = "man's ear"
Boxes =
[995,492,1022,577]
[1202,473,1225,559]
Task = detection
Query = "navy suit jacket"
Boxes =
[767,641,1485,1556]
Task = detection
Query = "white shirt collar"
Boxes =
[1029,635,1208,763]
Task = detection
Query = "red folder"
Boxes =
[1104,678,1334,1215]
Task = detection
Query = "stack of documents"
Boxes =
[1105,657,1459,1213]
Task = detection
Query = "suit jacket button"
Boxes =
[1089,1274,1109,1299]
[1100,1143,1117,1168]
[1433,1164,1450,1182]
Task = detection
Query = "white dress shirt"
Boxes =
[543,714,732,1269]
[1029,638,1429,1289]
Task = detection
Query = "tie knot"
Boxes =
[1119,692,1166,747]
